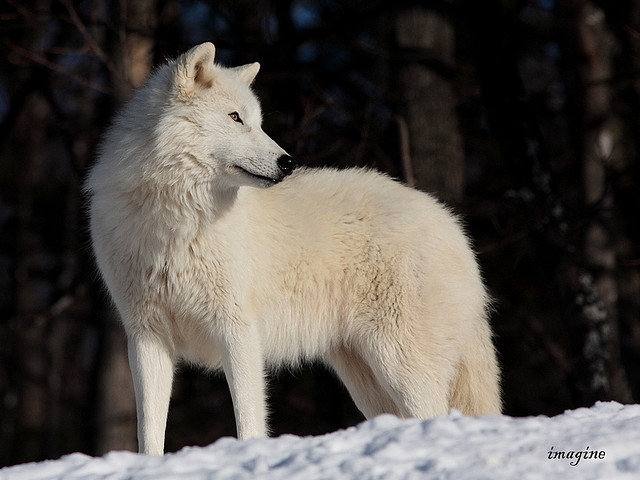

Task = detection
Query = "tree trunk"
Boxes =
[394,3,464,202]
[557,0,633,404]
[94,313,137,454]
[113,0,157,99]
[614,0,640,403]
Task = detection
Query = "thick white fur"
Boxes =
[86,43,501,455]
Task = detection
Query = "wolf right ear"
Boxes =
[233,62,260,86]
[174,42,217,96]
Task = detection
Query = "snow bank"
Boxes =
[3,402,640,479]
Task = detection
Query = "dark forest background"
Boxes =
[1,0,639,467]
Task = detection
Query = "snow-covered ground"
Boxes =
[2,402,640,479]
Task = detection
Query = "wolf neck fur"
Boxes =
[132,168,239,238]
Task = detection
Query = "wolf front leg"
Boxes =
[127,332,175,455]
[219,321,267,439]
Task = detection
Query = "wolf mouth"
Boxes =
[233,165,279,184]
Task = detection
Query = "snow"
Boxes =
[2,402,640,479]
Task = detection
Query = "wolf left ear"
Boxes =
[175,42,217,96]
[233,62,260,86]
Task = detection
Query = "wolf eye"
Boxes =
[228,112,244,125]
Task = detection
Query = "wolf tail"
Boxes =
[450,318,502,416]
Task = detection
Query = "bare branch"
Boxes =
[6,41,112,95]
[60,0,126,85]
[393,114,415,187]
[6,0,38,28]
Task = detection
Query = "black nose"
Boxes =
[277,154,296,177]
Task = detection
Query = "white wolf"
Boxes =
[86,42,501,455]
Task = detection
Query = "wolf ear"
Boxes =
[233,62,260,86]
[175,42,217,96]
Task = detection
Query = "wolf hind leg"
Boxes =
[360,332,453,419]
[328,346,402,418]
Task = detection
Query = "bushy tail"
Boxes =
[450,324,502,416]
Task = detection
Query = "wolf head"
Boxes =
[124,43,296,188]
[90,42,296,211]
[168,42,296,188]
